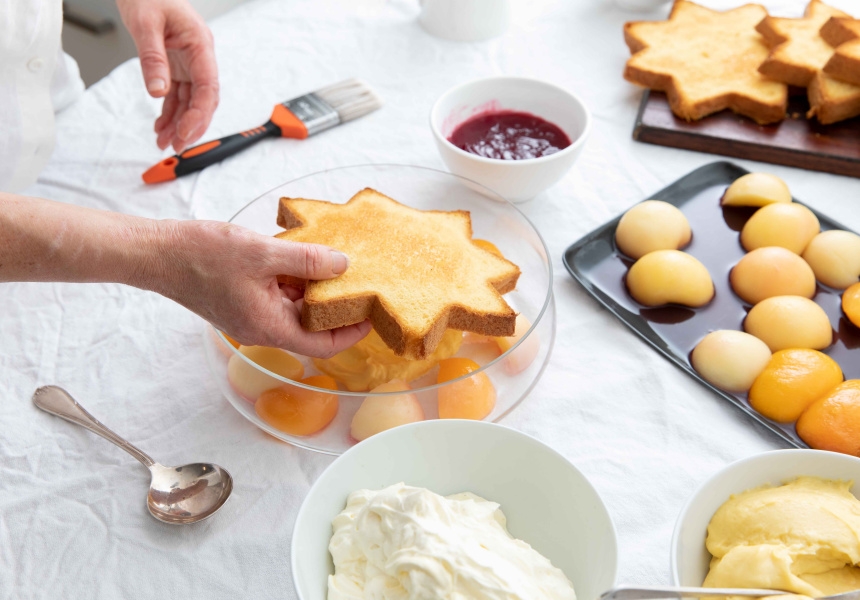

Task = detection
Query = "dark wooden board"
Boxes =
[633,91,860,178]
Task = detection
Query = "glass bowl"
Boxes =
[203,164,556,454]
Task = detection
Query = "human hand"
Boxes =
[117,0,219,153]
[146,220,371,358]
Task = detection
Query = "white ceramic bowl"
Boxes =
[430,76,591,203]
[671,449,860,586]
[292,419,618,600]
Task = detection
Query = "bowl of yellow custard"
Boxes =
[672,449,860,591]
[202,164,555,454]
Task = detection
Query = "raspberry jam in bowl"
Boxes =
[449,111,572,160]
[431,76,591,203]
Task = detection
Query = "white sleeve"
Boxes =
[51,48,85,114]
[0,0,83,193]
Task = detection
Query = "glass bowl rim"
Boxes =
[218,162,554,397]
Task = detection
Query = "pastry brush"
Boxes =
[142,78,382,183]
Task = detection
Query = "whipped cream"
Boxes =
[327,483,577,600]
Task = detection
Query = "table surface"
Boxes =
[4,0,860,597]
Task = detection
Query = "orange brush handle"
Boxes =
[142,104,309,184]
[270,104,310,139]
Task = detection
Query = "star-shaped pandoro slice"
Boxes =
[624,1,788,124]
[275,188,521,360]
[756,0,860,125]
[821,16,860,87]
[757,0,849,85]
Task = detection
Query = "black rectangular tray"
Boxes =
[563,161,860,448]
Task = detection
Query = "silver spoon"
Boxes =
[32,385,233,525]
[600,586,860,600]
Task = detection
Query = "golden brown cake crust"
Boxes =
[755,0,849,87]
[807,71,860,124]
[274,188,521,360]
[821,17,860,87]
[624,1,788,124]
[756,1,860,125]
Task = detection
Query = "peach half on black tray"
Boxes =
[563,160,860,452]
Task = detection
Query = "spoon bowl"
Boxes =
[147,462,233,524]
[32,385,233,525]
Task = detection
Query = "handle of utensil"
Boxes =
[32,385,155,468]
[142,120,280,184]
[600,586,789,600]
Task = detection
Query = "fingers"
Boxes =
[156,82,191,153]
[175,50,219,147]
[155,85,181,149]
[325,320,373,356]
[279,317,372,359]
[173,85,218,150]
[171,82,193,152]
[133,16,171,98]
[269,239,349,281]
[141,5,218,152]
[279,284,303,302]
[262,298,370,358]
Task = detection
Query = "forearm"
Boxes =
[0,192,371,355]
[0,192,173,289]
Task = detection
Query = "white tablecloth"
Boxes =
[4,0,860,597]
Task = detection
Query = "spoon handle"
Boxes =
[32,385,155,468]
[600,586,790,600]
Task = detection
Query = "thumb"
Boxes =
[273,240,349,280]
[134,21,171,98]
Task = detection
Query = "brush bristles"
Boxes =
[315,78,383,122]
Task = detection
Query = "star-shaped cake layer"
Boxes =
[757,0,860,125]
[275,188,521,360]
[822,16,860,87]
[624,1,788,124]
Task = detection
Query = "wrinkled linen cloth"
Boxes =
[2,0,859,597]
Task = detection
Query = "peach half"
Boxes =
[350,379,424,442]
[843,283,860,329]
[615,200,692,260]
[740,203,820,254]
[691,330,772,393]
[802,230,860,290]
[227,345,304,401]
[730,246,816,305]
[722,173,792,207]
[744,296,833,352]
[626,250,714,307]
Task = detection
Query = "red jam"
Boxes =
[448,111,572,160]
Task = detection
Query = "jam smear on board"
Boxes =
[449,111,571,160]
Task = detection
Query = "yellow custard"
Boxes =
[705,477,860,597]
[313,328,463,392]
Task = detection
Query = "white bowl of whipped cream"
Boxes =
[291,419,618,600]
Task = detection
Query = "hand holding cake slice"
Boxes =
[275,188,520,360]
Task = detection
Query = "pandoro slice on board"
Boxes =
[624,1,787,124]
[756,0,860,125]
[275,188,521,360]
[821,16,860,87]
